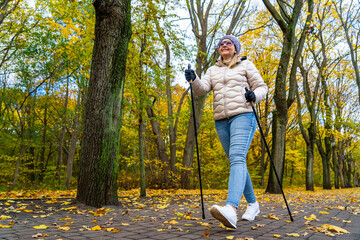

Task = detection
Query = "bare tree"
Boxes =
[261,0,314,193]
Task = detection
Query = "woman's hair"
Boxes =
[221,55,239,69]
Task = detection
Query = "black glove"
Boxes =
[185,64,196,82]
[245,88,256,102]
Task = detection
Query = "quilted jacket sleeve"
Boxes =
[191,68,212,96]
[246,61,268,104]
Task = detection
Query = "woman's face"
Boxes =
[219,39,236,59]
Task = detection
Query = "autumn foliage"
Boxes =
[0,0,359,194]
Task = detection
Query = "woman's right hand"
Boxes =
[185,64,196,82]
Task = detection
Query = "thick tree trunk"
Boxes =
[266,110,287,193]
[181,95,205,189]
[263,0,313,194]
[76,0,131,207]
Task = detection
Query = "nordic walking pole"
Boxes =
[188,64,205,219]
[245,87,293,222]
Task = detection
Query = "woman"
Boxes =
[184,35,267,229]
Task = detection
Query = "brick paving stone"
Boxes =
[1,191,360,240]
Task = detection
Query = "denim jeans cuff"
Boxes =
[226,202,238,209]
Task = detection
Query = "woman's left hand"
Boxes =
[245,89,256,102]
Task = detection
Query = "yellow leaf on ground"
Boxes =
[168,220,178,224]
[58,226,70,231]
[226,236,234,239]
[322,224,350,234]
[121,223,130,226]
[273,234,281,238]
[268,213,280,220]
[319,211,329,214]
[33,224,48,229]
[287,233,300,237]
[157,229,166,231]
[342,220,351,223]
[0,224,12,228]
[0,215,11,220]
[91,225,101,231]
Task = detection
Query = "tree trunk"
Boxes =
[146,103,169,187]
[263,0,313,193]
[139,113,146,197]
[38,83,49,183]
[305,127,315,191]
[76,0,132,207]
[332,143,339,189]
[260,94,270,188]
[58,77,69,188]
[65,93,81,189]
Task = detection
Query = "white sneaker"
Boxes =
[242,201,260,221]
[210,205,237,229]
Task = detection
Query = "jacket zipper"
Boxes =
[223,66,229,118]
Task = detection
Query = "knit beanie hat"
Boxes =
[218,35,241,55]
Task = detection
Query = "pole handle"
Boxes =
[245,87,254,107]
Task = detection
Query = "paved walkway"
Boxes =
[1,189,359,239]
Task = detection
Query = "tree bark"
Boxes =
[76,0,132,207]
[65,92,81,189]
[58,77,69,188]
[263,0,313,193]
[146,102,170,187]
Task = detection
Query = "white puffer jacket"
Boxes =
[192,56,268,121]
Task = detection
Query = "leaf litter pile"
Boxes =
[0,188,359,239]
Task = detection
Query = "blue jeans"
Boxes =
[215,112,257,208]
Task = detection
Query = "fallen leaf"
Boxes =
[91,225,101,231]
[0,224,12,228]
[33,224,48,229]
[322,224,350,234]
[203,231,210,237]
[319,211,329,214]
[58,226,70,231]
[268,213,280,220]
[226,236,234,239]
[286,233,300,237]
[273,234,281,238]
